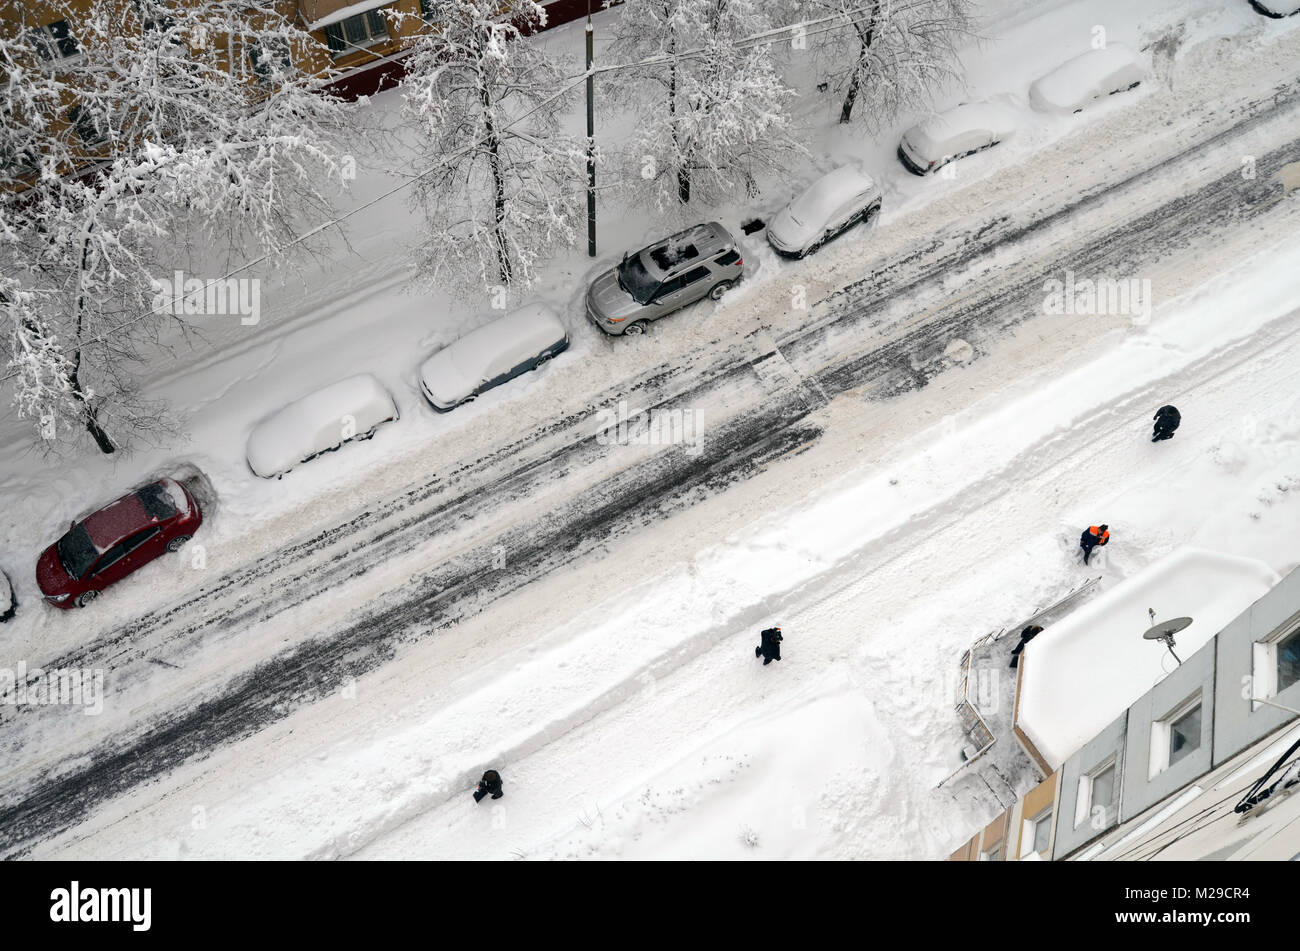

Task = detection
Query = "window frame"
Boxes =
[327,7,391,59]
[1031,808,1052,855]
[67,104,108,147]
[1149,692,1203,779]
[1254,617,1300,706]
[27,19,81,63]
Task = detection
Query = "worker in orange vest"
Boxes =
[1080,524,1109,565]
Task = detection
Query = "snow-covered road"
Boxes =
[5,8,1300,859]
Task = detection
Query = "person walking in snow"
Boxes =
[755,627,783,665]
[1079,524,1110,565]
[1152,405,1181,442]
[474,769,504,803]
[1008,624,1044,669]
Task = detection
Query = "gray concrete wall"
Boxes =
[1054,712,1127,859]
[1213,567,1300,767]
[1121,639,1216,821]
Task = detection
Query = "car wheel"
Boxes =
[709,281,734,301]
[75,590,98,608]
[625,320,650,335]
[167,534,192,553]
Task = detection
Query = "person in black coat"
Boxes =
[473,769,504,802]
[1080,524,1109,565]
[755,627,783,665]
[1152,405,1181,442]
[1009,624,1044,668]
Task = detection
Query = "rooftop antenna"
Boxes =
[1142,608,1191,666]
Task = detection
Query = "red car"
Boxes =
[37,478,202,609]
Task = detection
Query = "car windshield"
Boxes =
[617,253,658,305]
[56,523,99,580]
[136,482,178,521]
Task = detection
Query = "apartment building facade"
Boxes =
[951,564,1300,861]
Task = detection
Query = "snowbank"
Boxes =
[1017,547,1278,768]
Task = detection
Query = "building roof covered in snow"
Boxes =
[1015,547,1278,769]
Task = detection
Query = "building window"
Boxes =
[1075,758,1117,829]
[1032,810,1052,855]
[67,105,107,147]
[27,19,80,61]
[1149,694,1203,778]
[1251,620,1300,706]
[1168,703,1201,767]
[1278,628,1300,694]
[980,844,1002,862]
[419,0,437,23]
[324,8,390,58]
[248,38,293,82]
[1090,760,1117,811]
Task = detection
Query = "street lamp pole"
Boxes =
[585,3,596,257]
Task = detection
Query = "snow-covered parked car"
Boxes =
[1250,0,1300,17]
[419,303,568,412]
[897,102,1017,176]
[587,222,743,335]
[766,164,882,258]
[246,374,399,478]
[0,568,14,622]
[36,478,202,609]
[1029,45,1144,114]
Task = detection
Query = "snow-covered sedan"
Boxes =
[1029,45,1144,114]
[419,303,568,411]
[246,373,399,478]
[37,479,202,609]
[1250,0,1300,17]
[897,102,1017,176]
[0,567,14,622]
[767,164,882,258]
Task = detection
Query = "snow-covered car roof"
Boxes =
[640,222,734,280]
[1253,0,1300,14]
[419,304,567,409]
[246,373,397,478]
[1029,44,1144,113]
[901,102,1016,163]
[0,568,12,620]
[767,164,880,251]
[785,165,879,228]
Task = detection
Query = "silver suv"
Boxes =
[586,221,743,335]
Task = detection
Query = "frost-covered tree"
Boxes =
[607,0,797,210]
[402,0,585,296]
[0,0,354,454]
[801,0,975,126]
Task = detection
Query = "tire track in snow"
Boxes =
[3,82,1300,857]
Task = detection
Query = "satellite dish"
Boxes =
[1142,616,1192,640]
[1142,615,1192,666]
